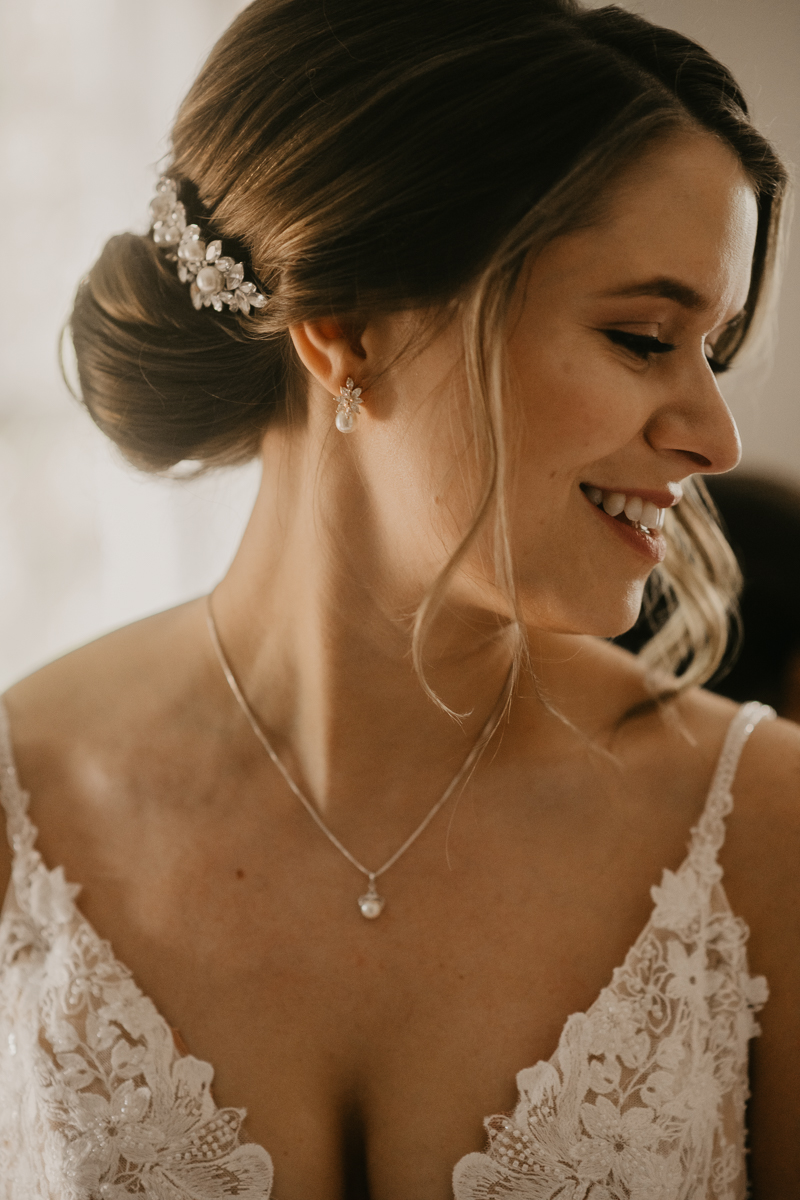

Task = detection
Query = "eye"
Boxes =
[602,329,676,361]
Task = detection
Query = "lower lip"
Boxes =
[583,492,667,564]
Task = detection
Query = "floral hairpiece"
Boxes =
[149,177,268,316]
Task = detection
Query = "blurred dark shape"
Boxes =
[617,471,800,721]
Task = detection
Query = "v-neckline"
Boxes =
[0,698,768,1193]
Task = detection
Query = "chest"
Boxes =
[2,831,759,1200]
[32,769,708,1199]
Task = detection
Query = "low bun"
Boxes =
[70,229,292,472]
[66,0,788,694]
[69,0,785,482]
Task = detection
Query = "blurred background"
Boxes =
[1,0,798,691]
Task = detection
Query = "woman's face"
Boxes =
[356,131,758,637]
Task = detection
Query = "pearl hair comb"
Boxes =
[149,177,268,316]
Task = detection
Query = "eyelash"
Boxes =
[602,329,729,374]
[602,329,675,359]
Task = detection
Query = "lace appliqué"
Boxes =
[453,703,772,1200]
[0,753,274,1199]
[0,701,772,1200]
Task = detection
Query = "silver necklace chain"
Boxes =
[205,598,512,919]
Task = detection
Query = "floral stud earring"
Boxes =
[334,378,363,433]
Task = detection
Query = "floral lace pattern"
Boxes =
[0,701,772,1199]
[453,702,773,1200]
[0,704,274,1199]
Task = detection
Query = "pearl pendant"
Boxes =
[358,880,385,919]
[335,408,355,433]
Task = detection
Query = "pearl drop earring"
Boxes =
[334,377,363,433]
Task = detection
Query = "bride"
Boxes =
[0,1,797,1196]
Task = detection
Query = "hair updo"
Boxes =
[69,0,787,688]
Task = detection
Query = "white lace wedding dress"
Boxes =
[0,700,773,1199]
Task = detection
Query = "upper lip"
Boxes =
[581,483,683,509]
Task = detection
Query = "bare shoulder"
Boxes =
[606,643,800,798]
[718,701,800,940]
[670,685,800,900]
[0,598,213,901]
[4,597,208,728]
[3,599,209,783]
[592,647,800,900]
[678,682,800,790]
[730,704,800,816]
[676,685,800,848]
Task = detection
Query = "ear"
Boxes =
[288,317,368,397]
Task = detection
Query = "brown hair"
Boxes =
[69,0,788,688]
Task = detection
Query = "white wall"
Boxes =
[0,0,259,689]
[1,0,798,689]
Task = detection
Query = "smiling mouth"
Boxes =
[580,484,668,533]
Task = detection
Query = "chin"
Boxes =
[519,584,646,640]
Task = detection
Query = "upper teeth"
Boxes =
[584,486,666,530]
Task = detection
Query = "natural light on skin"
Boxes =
[187,129,773,1192]
[269,130,759,704]
[421,129,758,640]
[222,129,759,799]
[6,124,793,1200]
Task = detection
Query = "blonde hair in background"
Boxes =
[412,113,786,707]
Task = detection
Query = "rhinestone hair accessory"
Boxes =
[149,177,268,316]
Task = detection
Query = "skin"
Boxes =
[2,131,799,1197]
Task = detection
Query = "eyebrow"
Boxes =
[598,276,707,310]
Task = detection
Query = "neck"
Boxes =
[208,420,597,825]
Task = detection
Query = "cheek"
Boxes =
[509,343,641,475]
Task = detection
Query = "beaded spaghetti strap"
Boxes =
[687,700,775,879]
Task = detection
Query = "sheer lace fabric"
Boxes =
[0,702,274,1200]
[453,702,773,1200]
[0,701,772,1200]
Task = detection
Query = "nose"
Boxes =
[643,358,741,474]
